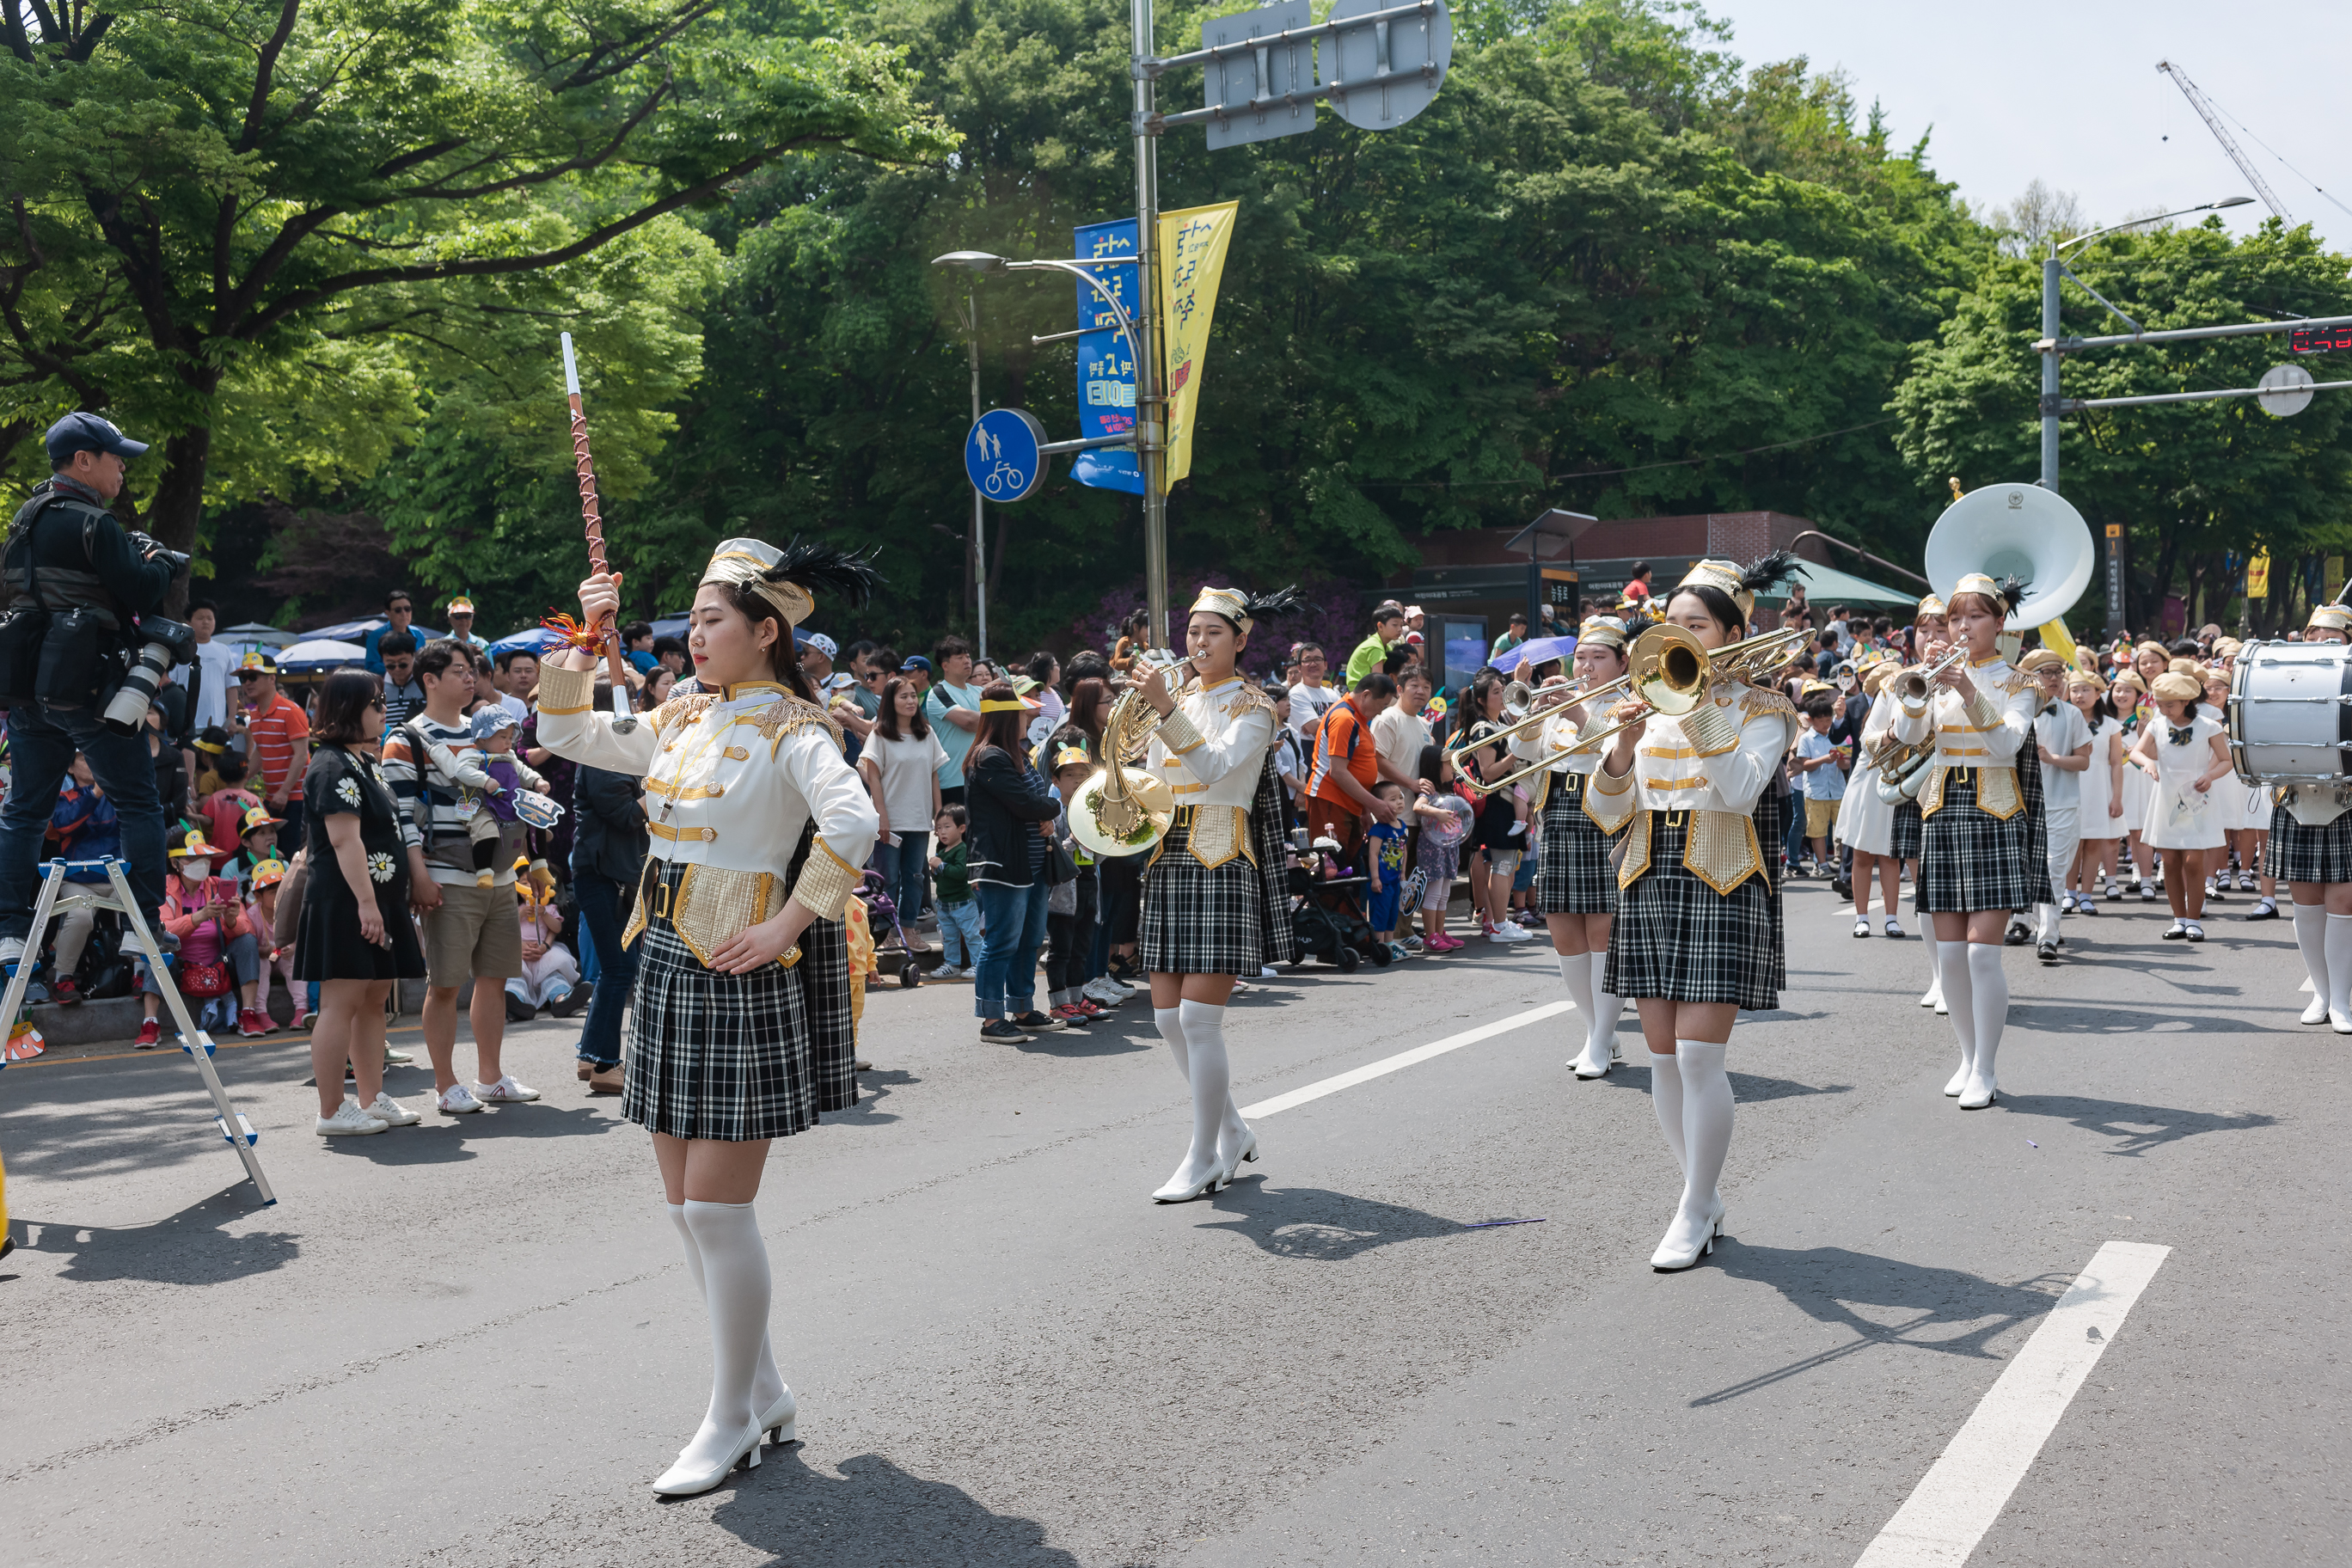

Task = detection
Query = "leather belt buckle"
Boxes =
[1662,809,1687,828]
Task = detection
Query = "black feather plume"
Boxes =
[1738,548,1801,595]
[762,537,882,614]
[1242,584,1307,621]
[1995,573,2031,612]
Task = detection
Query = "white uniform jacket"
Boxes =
[1508,696,1635,832]
[1890,654,2037,820]
[1147,674,1277,869]
[534,664,879,966]
[1592,679,1796,894]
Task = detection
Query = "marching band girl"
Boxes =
[2065,671,2125,914]
[1593,554,1798,1271]
[1894,573,2043,1109]
[1840,660,1903,937]
[1135,587,1301,1203]
[541,540,879,1496]
[1886,596,1948,1012]
[1513,617,1636,1078]
[2022,648,2092,963]
[2270,604,2352,1030]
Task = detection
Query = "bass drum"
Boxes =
[2229,640,2352,786]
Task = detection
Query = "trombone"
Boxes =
[1458,622,1810,799]
[1442,674,1622,759]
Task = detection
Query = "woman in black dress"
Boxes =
[299,670,430,1136]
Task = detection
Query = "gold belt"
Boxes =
[624,860,798,970]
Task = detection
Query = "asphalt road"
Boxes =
[3,879,2344,1567]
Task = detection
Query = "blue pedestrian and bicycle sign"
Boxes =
[965,407,1048,502]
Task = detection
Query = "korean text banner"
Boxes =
[1073,217,1142,496]
[1157,202,1238,486]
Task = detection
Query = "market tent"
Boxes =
[276,638,367,672]
[217,622,296,648]
[486,626,560,658]
[1755,560,1921,609]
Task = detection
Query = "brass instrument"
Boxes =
[1071,651,1192,856]
[1870,736,1936,804]
[1446,677,1611,759]
[1460,622,1811,799]
[1896,646,1968,717]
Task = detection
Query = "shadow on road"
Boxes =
[2013,1001,2279,1036]
[15,1182,299,1285]
[1585,1063,1853,1106]
[321,1100,622,1165]
[708,1449,1079,1565]
[1687,1241,2074,1406]
[1195,1179,1468,1262]
[1995,1093,2278,1156]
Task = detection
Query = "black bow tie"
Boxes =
[2167,725,2195,746]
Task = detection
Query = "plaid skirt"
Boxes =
[1890,797,1923,861]
[1916,770,2046,915]
[1537,775,1619,915]
[1603,813,1779,1010]
[1138,810,1267,976]
[622,867,858,1142]
[2267,798,2352,882]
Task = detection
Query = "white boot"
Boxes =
[1652,1040,1730,1271]
[1555,949,1596,1072]
[2294,903,2330,1025]
[1584,950,1624,1075]
[1938,939,1977,1096]
[1155,1000,1234,1200]
[2328,916,2352,1033]
[1961,945,2008,1108]
[667,1204,785,1430]
[1649,1048,1686,1177]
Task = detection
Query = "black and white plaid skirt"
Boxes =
[1138,808,1266,976]
[1916,770,2045,915]
[1537,775,1619,915]
[622,871,858,1142]
[1890,797,1923,861]
[2267,798,2352,882]
[1603,813,1779,1010]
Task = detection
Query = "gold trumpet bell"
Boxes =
[1069,765,1174,859]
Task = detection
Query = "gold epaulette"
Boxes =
[1222,681,1274,723]
[1739,686,1798,724]
[737,693,842,755]
[652,695,717,735]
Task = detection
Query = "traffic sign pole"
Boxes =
[1131,0,1169,650]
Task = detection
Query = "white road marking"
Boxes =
[1240,1001,1577,1119]
[1853,1240,2171,1567]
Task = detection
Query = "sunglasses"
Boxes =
[367,697,386,709]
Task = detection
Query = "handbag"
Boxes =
[176,898,235,1000]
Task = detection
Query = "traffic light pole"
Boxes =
[1131,0,1170,650]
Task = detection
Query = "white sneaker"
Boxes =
[1488,922,1531,943]
[438,1084,487,1115]
[475,1075,540,1104]
[1082,978,1125,1006]
[362,1092,421,1126]
[318,1100,387,1136]
[0,935,22,970]
[1258,965,1280,978]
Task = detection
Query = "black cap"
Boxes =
[44,413,149,467]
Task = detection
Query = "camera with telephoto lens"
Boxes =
[101,615,199,736]
[125,531,193,577]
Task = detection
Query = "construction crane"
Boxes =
[2157,59,2291,221]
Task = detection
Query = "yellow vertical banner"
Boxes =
[2247,550,2270,598]
[1158,201,1239,485]
[2328,555,2343,601]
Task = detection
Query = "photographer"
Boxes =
[0,415,183,971]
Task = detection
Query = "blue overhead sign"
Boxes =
[1073,217,1143,496]
[965,407,1048,502]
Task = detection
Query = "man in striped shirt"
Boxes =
[234,652,309,848]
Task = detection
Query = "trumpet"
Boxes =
[1458,622,1810,799]
[1896,646,1968,717]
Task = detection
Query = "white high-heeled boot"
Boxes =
[2327,916,2352,1034]
[668,1204,789,1444]
[1589,951,1625,1069]
[1652,1040,1731,1271]
[1554,950,1602,1075]
[1938,939,1977,1096]
[654,1201,776,1495]
[1920,923,1945,1013]
[1960,944,2008,1108]
[1155,1000,1234,1201]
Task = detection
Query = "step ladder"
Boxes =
[0,857,276,1205]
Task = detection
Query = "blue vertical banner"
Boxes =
[1072,218,1142,495]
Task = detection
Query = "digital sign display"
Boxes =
[2289,324,2352,353]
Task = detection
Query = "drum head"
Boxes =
[2230,640,2352,783]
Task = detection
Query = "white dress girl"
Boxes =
[2078,714,2123,842]
[2140,714,2227,853]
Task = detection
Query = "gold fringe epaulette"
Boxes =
[1739,686,1798,724]
[652,695,717,735]
[736,693,842,754]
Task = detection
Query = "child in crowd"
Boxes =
[245,856,297,1024]
[928,804,977,979]
[199,748,260,854]
[229,803,280,895]
[1043,744,1105,1024]
[138,830,268,1044]
[506,859,585,1020]
[1792,694,1847,879]
[1411,746,1473,952]
[1366,780,1411,959]
[469,707,547,885]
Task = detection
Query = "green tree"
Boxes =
[1891,219,2352,634]
[0,0,953,572]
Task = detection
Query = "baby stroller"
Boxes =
[1284,831,1390,972]
[858,868,923,989]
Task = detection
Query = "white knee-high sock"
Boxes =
[1675,1040,1732,1219]
[671,1204,781,1412]
[1556,950,1594,1057]
[1920,923,1943,996]
[1176,999,1231,1169]
[2326,916,2352,1020]
[1966,943,2008,1086]
[678,1200,773,1464]
[1939,938,1976,1087]
[1649,1050,1686,1174]
[1153,1005,1191,1081]
[2035,901,2058,942]
[2293,903,2331,1012]
[1589,951,1624,1057]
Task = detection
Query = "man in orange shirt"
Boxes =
[235,652,310,847]
[1307,671,1401,867]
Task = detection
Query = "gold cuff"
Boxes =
[1155,710,1206,755]
[790,836,864,921]
[1681,701,1740,757]
[536,662,593,716]
[1590,758,1636,793]
[1963,689,2004,732]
